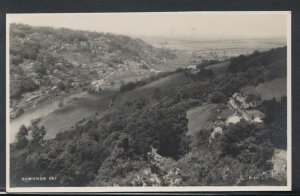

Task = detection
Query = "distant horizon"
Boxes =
[7,12,288,40]
[9,22,287,42]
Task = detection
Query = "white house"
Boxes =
[226,114,241,124]
[209,126,223,143]
[187,65,197,70]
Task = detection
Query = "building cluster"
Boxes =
[228,92,264,123]
[90,79,109,92]
[208,92,265,144]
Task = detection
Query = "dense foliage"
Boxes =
[259,96,287,149]
[197,59,221,69]
[228,47,286,82]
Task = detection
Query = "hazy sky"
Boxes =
[7,12,289,40]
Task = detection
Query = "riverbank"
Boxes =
[9,89,89,142]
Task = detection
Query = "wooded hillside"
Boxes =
[10,42,287,186]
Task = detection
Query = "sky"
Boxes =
[7,12,289,40]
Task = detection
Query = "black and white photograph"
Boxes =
[6,12,291,192]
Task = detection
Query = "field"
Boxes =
[40,90,116,139]
[186,103,218,136]
[206,61,230,76]
[242,77,287,101]
[114,72,191,107]
[107,71,148,90]
[142,37,286,51]
[156,50,191,71]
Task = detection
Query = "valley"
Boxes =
[9,24,288,187]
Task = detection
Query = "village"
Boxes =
[10,32,171,118]
[208,91,265,144]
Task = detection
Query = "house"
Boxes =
[187,64,197,70]
[254,117,263,123]
[247,110,265,123]
[209,126,223,143]
[241,111,252,122]
[150,68,161,73]
[233,93,247,107]
[228,96,252,122]
[233,92,258,109]
[228,98,239,111]
[91,79,108,92]
[213,116,226,127]
[226,114,241,124]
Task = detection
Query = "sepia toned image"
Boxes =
[6,12,291,192]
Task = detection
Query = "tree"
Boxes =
[209,91,226,103]
[34,62,48,76]
[246,94,261,105]
[219,122,273,170]
[30,123,46,144]
[10,55,23,65]
[259,97,287,149]
[16,125,29,148]
[58,98,64,108]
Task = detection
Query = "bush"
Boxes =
[58,98,64,108]
[219,122,273,169]
[16,125,29,149]
[10,76,39,99]
[259,97,287,149]
[209,91,226,103]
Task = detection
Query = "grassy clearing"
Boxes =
[142,72,190,89]
[186,103,218,136]
[40,90,116,139]
[114,72,191,107]
[41,72,190,139]
[156,51,191,72]
[206,61,230,77]
[242,77,287,101]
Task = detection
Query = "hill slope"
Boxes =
[10,46,287,187]
[241,77,287,101]
[9,23,176,107]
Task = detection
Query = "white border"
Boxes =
[6,11,292,193]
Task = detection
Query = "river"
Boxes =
[9,91,87,143]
